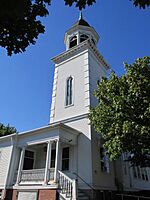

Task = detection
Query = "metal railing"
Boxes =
[116,193,150,200]
[58,170,77,199]
[21,169,45,182]
[73,172,96,199]
[48,168,55,181]
[14,168,55,183]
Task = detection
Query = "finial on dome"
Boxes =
[79,11,83,20]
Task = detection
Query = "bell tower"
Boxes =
[64,12,99,50]
[49,13,109,186]
[50,13,109,125]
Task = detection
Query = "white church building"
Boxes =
[0,15,150,200]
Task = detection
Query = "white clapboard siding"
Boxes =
[18,192,37,200]
[0,146,12,186]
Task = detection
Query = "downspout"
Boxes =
[76,132,80,177]
[74,131,81,199]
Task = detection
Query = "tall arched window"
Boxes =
[66,76,73,106]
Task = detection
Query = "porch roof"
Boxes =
[16,123,81,146]
[18,122,81,137]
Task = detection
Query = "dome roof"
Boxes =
[71,12,91,28]
[72,18,91,28]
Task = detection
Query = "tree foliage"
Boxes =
[64,0,96,10]
[131,0,150,9]
[0,0,51,56]
[64,0,150,9]
[0,123,17,137]
[0,0,150,56]
[90,57,150,167]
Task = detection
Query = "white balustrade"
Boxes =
[14,168,55,183]
[58,170,77,200]
[21,169,45,182]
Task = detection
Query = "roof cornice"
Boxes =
[51,40,109,69]
[0,133,17,142]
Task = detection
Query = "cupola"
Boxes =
[64,12,99,50]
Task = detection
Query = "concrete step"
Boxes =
[59,192,72,200]
[78,190,90,200]
[78,197,89,200]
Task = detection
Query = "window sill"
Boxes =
[65,104,74,109]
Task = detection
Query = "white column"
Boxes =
[54,139,60,182]
[77,32,80,45]
[44,141,52,184]
[16,147,25,185]
[72,179,77,200]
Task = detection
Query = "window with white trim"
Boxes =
[62,147,69,171]
[50,149,56,168]
[100,147,110,173]
[65,76,73,106]
[23,150,35,170]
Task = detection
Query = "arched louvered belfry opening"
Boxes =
[80,34,89,43]
[69,36,77,48]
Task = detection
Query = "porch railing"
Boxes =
[14,168,55,183]
[58,170,77,200]
[21,169,45,182]
[49,168,55,181]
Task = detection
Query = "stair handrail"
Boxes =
[73,172,95,191]
[58,170,73,183]
[58,170,77,200]
[73,172,96,200]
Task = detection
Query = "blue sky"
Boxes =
[0,0,150,132]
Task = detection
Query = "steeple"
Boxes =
[64,13,99,50]
[79,11,83,20]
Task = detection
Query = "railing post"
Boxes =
[44,141,52,185]
[72,179,77,200]
[16,147,25,185]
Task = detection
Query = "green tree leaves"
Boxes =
[131,0,150,9]
[0,0,51,56]
[0,123,17,137]
[64,0,96,10]
[0,0,149,56]
[90,57,150,167]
